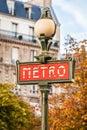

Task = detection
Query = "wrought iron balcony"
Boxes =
[0,29,59,47]
[0,29,38,43]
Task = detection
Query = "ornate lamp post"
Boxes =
[16,7,75,130]
[34,7,56,130]
[34,7,56,63]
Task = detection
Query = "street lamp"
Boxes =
[34,7,56,63]
[34,7,56,130]
[16,7,75,130]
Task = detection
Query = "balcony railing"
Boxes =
[0,29,38,43]
[0,29,59,47]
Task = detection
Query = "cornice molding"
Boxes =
[0,37,41,48]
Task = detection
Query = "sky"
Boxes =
[52,0,87,53]
[18,0,87,54]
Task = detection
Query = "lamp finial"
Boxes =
[41,7,52,19]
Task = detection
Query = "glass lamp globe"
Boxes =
[34,18,56,38]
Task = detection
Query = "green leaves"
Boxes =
[0,83,41,130]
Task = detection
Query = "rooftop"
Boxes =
[0,0,59,24]
[0,0,41,21]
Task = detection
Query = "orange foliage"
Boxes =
[48,40,87,130]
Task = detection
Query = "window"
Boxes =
[30,50,37,61]
[24,4,32,19]
[0,19,1,29]
[25,7,32,18]
[32,85,35,93]
[29,26,34,41]
[0,44,3,62]
[30,85,38,94]
[12,47,19,64]
[12,23,17,38]
[7,0,14,15]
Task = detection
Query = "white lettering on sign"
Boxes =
[23,68,31,79]
[57,66,66,77]
[33,67,39,78]
[40,66,48,78]
[19,62,69,81]
[49,66,55,77]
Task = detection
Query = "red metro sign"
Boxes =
[16,60,75,85]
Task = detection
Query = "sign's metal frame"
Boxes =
[16,58,75,85]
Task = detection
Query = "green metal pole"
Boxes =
[40,84,49,130]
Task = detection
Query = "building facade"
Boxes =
[0,0,60,104]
